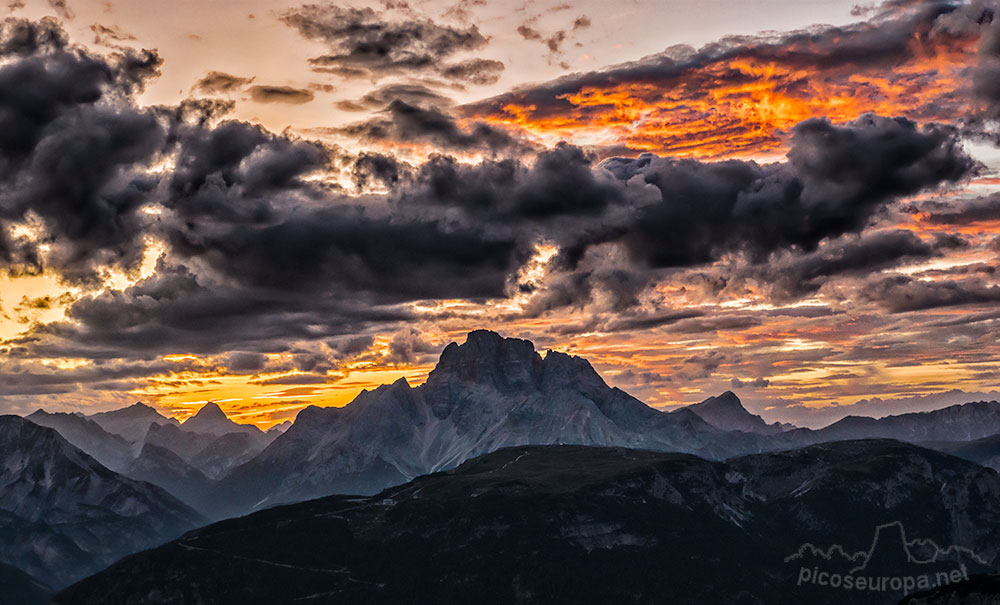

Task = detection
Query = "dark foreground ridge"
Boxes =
[57,440,1000,605]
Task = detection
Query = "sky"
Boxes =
[1,0,1000,429]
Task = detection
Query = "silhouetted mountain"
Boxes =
[124,443,221,517]
[181,402,264,437]
[88,402,178,442]
[216,330,764,516]
[0,562,50,605]
[0,416,205,589]
[142,422,218,461]
[268,420,292,434]
[24,410,134,471]
[685,390,788,434]
[56,440,1000,604]
[189,431,272,479]
[922,433,1000,473]
[805,401,1000,443]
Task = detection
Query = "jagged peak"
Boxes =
[428,330,542,391]
[189,401,227,420]
[695,391,745,412]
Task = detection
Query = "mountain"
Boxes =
[189,431,272,479]
[142,422,218,461]
[24,410,135,472]
[124,443,221,517]
[0,562,50,605]
[268,420,292,433]
[216,330,765,516]
[181,401,264,437]
[803,401,1000,443]
[88,402,179,442]
[0,415,205,589]
[56,440,1000,604]
[684,390,787,434]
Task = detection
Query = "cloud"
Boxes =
[90,24,135,45]
[194,71,253,94]
[335,99,525,153]
[741,230,940,300]
[555,115,975,271]
[0,19,166,280]
[860,274,1000,311]
[247,84,315,104]
[336,83,452,112]
[280,3,502,84]
[465,1,987,156]
[917,192,1000,225]
[47,0,72,20]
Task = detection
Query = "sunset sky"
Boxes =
[2,0,1000,428]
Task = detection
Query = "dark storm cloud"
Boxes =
[351,151,412,188]
[0,16,67,54]
[336,99,525,153]
[0,18,166,280]
[194,71,253,94]
[918,192,1000,225]
[400,142,626,223]
[280,3,502,84]
[522,268,651,316]
[571,115,975,271]
[247,84,315,104]
[743,230,940,300]
[16,261,417,358]
[860,274,1000,311]
[169,207,525,302]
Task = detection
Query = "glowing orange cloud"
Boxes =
[466,19,979,159]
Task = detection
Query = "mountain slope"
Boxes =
[124,443,221,517]
[922,433,1000,473]
[0,415,206,588]
[89,402,179,442]
[217,330,764,515]
[57,440,1000,604]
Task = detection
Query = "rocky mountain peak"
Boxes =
[190,402,226,421]
[428,330,543,392]
[181,402,260,436]
[698,391,744,412]
[687,391,784,435]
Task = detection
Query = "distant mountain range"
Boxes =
[20,331,1000,521]
[0,416,204,590]
[13,330,1000,599]
[55,440,1000,604]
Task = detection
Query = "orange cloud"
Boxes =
[466,7,981,159]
